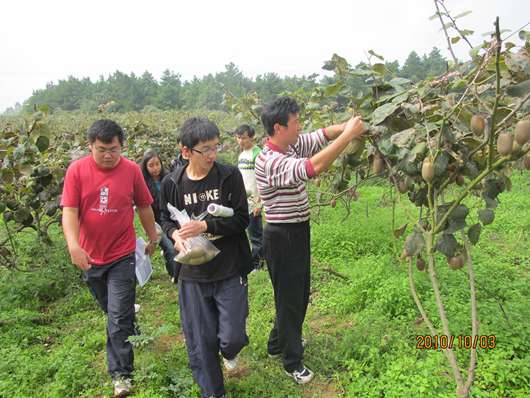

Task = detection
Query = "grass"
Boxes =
[0,172,528,397]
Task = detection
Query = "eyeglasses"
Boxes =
[191,144,222,156]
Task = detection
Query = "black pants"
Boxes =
[247,213,263,268]
[83,254,136,378]
[179,275,249,398]
[263,221,310,372]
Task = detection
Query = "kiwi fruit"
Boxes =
[512,140,522,154]
[397,180,408,194]
[347,138,365,155]
[514,119,530,146]
[448,254,465,270]
[524,153,530,170]
[372,155,384,174]
[416,257,426,271]
[470,115,486,136]
[421,159,435,183]
[496,133,513,156]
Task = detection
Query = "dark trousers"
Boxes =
[247,213,264,268]
[83,254,136,378]
[160,233,180,280]
[263,221,310,372]
[179,275,249,398]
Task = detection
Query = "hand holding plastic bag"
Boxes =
[167,203,220,266]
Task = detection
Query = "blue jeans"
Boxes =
[247,213,263,268]
[160,233,180,281]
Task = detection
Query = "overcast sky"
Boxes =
[2,0,529,112]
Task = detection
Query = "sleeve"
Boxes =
[205,168,250,236]
[252,146,261,162]
[262,153,314,188]
[293,129,328,158]
[133,165,153,207]
[60,162,80,208]
[159,174,180,239]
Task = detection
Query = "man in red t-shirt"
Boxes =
[61,119,158,397]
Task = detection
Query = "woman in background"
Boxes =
[140,149,179,282]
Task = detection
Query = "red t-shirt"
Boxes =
[61,155,153,265]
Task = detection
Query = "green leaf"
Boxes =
[482,193,498,209]
[506,80,530,98]
[1,169,14,184]
[519,30,530,41]
[371,103,398,125]
[390,128,416,148]
[377,138,394,156]
[36,104,50,115]
[35,136,50,153]
[478,209,495,225]
[428,12,440,21]
[467,224,481,245]
[391,92,409,106]
[436,234,458,257]
[393,223,408,238]
[451,205,469,222]
[14,208,32,224]
[434,152,450,176]
[389,77,411,87]
[451,36,461,44]
[405,229,424,256]
[454,10,472,19]
[372,63,388,75]
[368,50,384,61]
[323,82,344,97]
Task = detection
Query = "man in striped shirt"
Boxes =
[256,96,365,384]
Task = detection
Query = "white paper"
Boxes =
[135,238,153,287]
[207,203,234,217]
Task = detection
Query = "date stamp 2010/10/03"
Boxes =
[416,335,496,350]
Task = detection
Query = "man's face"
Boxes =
[184,138,220,171]
[89,137,122,169]
[235,132,253,151]
[276,113,300,145]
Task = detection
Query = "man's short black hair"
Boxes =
[260,97,300,136]
[87,119,125,145]
[179,117,220,149]
[234,124,255,138]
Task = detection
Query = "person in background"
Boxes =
[234,124,264,270]
[256,97,365,385]
[61,119,158,397]
[140,149,180,282]
[160,117,252,398]
[169,137,188,172]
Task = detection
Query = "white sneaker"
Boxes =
[285,366,314,384]
[222,356,238,371]
[113,378,132,397]
[134,304,141,313]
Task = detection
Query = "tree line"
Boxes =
[9,48,447,115]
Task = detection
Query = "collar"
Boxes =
[265,139,287,154]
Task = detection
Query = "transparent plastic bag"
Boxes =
[167,203,220,266]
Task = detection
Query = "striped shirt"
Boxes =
[255,129,329,223]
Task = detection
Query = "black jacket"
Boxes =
[159,162,253,279]
[143,173,166,224]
